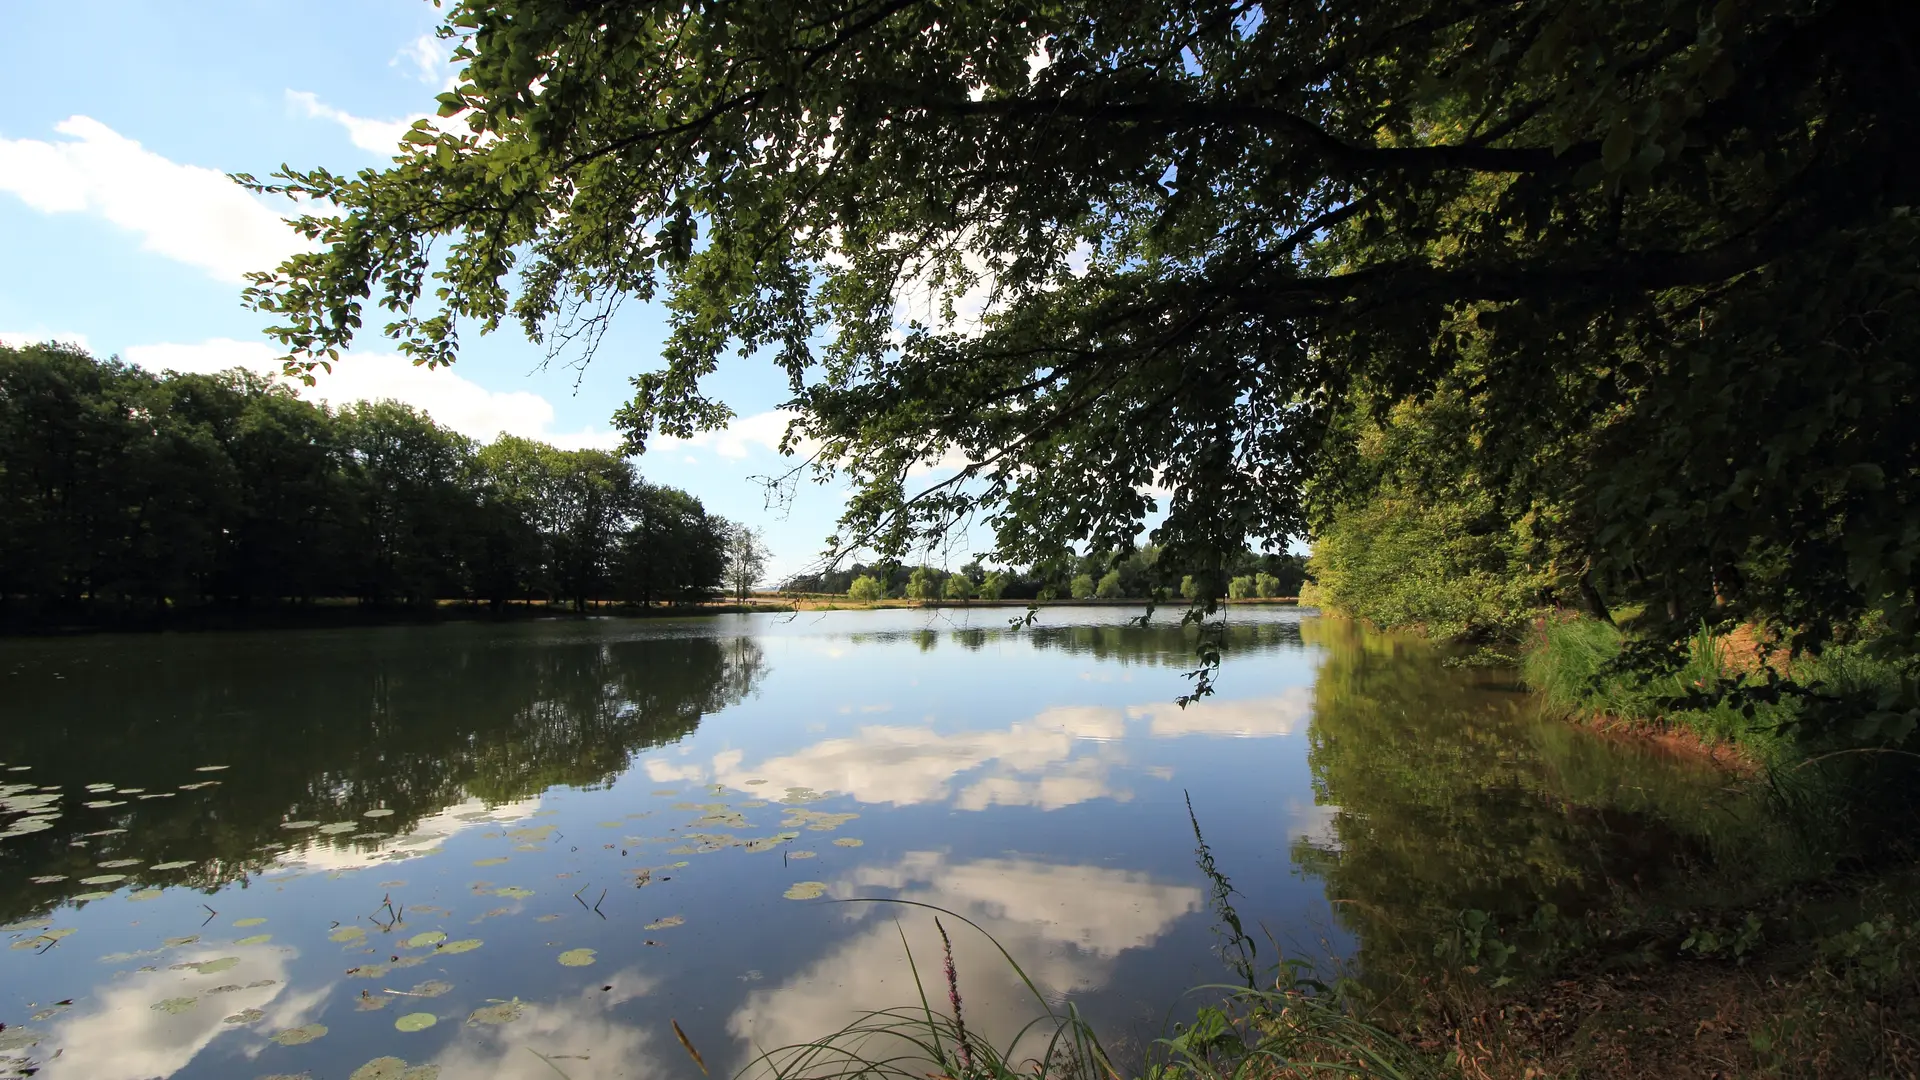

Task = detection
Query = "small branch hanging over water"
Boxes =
[1187,790,1258,988]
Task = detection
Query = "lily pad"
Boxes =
[410,979,454,998]
[331,925,367,943]
[236,934,272,946]
[394,1012,438,1033]
[0,1028,43,1051]
[151,996,198,1014]
[222,1007,265,1025]
[96,858,142,868]
[467,999,523,1025]
[833,837,865,847]
[317,822,359,835]
[195,765,229,772]
[271,1023,329,1045]
[346,964,390,978]
[783,881,829,900]
[403,931,447,949]
[492,886,534,899]
[471,857,508,867]
[82,799,126,808]
[128,888,164,901]
[363,808,396,818]
[644,915,685,930]
[78,874,127,885]
[557,947,596,967]
[234,917,268,928]
[352,1056,441,1080]
[28,874,68,884]
[163,935,200,947]
[178,781,219,790]
[175,956,240,975]
[788,850,817,859]
[280,820,320,830]
[435,938,483,955]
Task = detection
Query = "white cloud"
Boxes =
[285,90,422,156]
[0,116,306,282]
[395,32,458,89]
[1127,687,1315,738]
[41,942,303,1080]
[728,853,1200,1073]
[0,329,89,350]
[429,971,664,1080]
[123,338,624,449]
[654,408,818,461]
[273,795,544,873]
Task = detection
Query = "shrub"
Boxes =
[1070,573,1096,599]
[847,575,886,603]
[1228,575,1255,600]
[1254,571,1280,598]
[1095,569,1122,598]
[943,573,973,601]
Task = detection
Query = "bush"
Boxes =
[1179,575,1199,601]
[1070,573,1096,599]
[1095,569,1122,598]
[847,575,886,603]
[943,573,973,601]
[1254,571,1280,598]
[1228,575,1255,599]
[906,566,939,600]
[979,571,1008,600]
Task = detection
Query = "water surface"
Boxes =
[0,609,1750,1079]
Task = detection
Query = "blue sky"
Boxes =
[0,0,888,582]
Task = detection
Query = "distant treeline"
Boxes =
[783,547,1306,602]
[0,343,732,623]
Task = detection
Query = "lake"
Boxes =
[0,607,1756,1080]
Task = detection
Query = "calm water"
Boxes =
[0,608,1752,1079]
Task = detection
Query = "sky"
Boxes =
[0,0,905,583]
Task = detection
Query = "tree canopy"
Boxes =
[0,343,730,621]
[241,0,1919,657]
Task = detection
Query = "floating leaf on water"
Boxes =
[195,765,229,772]
[783,881,828,900]
[352,1056,441,1080]
[390,954,427,969]
[492,886,534,899]
[833,838,864,847]
[403,931,447,949]
[788,851,816,860]
[271,1023,329,1045]
[205,983,244,993]
[357,991,391,1011]
[741,800,769,808]
[346,964,390,978]
[467,999,523,1025]
[745,779,767,786]
[236,934,271,946]
[96,858,141,868]
[505,825,555,844]
[222,1007,265,1025]
[435,938,482,955]
[596,821,622,828]
[330,926,366,943]
[78,874,127,885]
[556,948,596,967]
[410,979,453,998]
[471,857,508,867]
[280,820,319,830]
[394,1012,437,1033]
[317,822,359,835]
[138,792,176,799]
[28,874,68,884]
[651,789,680,796]
[234,917,267,927]
[363,808,395,818]
[178,781,219,790]
[644,915,685,930]
[534,914,561,923]
[1,917,52,931]
[84,783,115,792]
[150,861,194,871]
[177,956,240,975]
[128,889,164,902]
[0,1028,43,1051]
[82,800,126,809]
[151,996,198,1014]
[782,809,859,831]
[163,935,200,947]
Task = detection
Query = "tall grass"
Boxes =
[736,901,1442,1080]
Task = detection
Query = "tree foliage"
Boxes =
[0,343,728,621]
[238,0,1919,662]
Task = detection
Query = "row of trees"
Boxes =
[0,343,750,621]
[787,547,1305,603]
